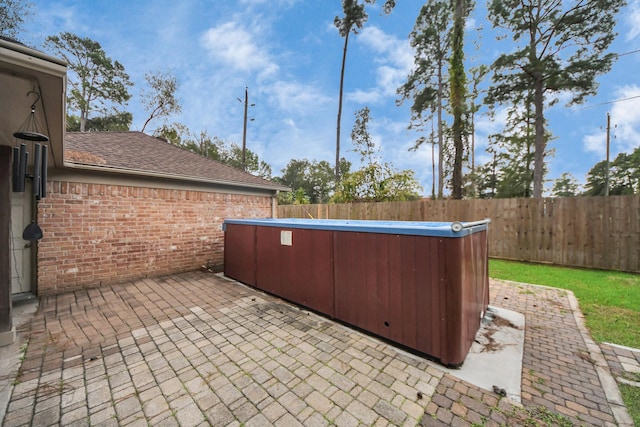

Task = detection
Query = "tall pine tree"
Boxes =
[449,0,468,199]
[399,0,453,199]
[486,0,625,197]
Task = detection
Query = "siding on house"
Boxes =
[37,181,271,294]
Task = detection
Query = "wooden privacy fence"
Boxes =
[277,195,640,273]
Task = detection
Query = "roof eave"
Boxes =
[0,38,67,71]
[62,161,291,193]
[0,39,67,168]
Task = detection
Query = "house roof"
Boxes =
[64,132,288,192]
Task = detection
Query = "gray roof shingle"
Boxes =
[64,131,288,192]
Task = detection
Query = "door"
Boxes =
[10,190,32,294]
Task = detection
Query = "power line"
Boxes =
[615,49,640,57]
[576,94,640,111]
[572,49,640,110]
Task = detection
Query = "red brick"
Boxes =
[37,181,272,294]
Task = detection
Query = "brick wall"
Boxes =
[37,181,272,294]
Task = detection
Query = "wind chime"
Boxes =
[12,90,49,241]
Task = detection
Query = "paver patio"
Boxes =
[1,272,635,426]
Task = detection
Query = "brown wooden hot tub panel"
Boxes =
[255,227,334,316]
[223,224,257,286]
[223,219,489,367]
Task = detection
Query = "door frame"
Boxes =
[9,182,35,295]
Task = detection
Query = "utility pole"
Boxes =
[605,113,611,197]
[238,87,255,172]
[241,87,249,171]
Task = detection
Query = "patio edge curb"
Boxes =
[566,290,634,427]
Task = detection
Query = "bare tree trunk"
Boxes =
[437,64,444,199]
[336,29,351,185]
[141,114,154,133]
[431,118,436,199]
[525,100,532,198]
[529,15,545,198]
[80,85,88,132]
[451,0,465,200]
[80,110,86,132]
[533,79,545,198]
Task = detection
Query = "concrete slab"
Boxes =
[443,305,525,404]
[0,327,15,347]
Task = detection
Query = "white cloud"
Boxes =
[466,18,477,31]
[351,26,413,101]
[347,89,382,104]
[359,26,414,71]
[22,2,83,45]
[475,110,502,137]
[376,65,406,97]
[550,90,574,108]
[239,0,298,5]
[264,122,335,172]
[200,22,278,77]
[583,85,640,156]
[626,0,640,40]
[583,131,606,155]
[262,80,332,115]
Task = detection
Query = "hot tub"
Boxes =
[223,218,490,367]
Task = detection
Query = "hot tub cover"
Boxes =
[223,218,489,238]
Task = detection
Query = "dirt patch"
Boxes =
[493,315,519,330]
[477,313,521,353]
[256,302,297,314]
[576,350,595,364]
[545,298,566,309]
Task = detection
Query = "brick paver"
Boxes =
[2,272,442,426]
[1,273,633,426]
[601,342,640,381]
[421,279,628,427]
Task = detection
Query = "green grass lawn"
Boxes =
[489,259,640,349]
[620,382,640,426]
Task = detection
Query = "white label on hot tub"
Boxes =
[280,230,292,246]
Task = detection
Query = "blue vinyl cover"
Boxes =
[223,218,487,238]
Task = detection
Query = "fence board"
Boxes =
[628,196,640,272]
[557,198,571,266]
[610,196,625,271]
[540,199,554,263]
[584,197,598,269]
[574,197,588,267]
[276,195,639,272]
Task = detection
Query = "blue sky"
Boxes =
[20,0,640,196]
